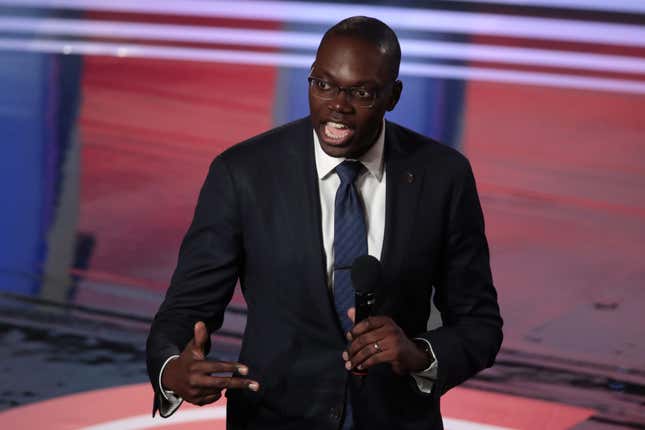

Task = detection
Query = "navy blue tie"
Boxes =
[333,161,366,430]
[333,160,367,334]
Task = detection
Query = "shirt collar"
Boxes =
[313,119,385,182]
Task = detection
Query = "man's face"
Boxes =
[309,35,402,158]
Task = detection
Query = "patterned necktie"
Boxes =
[333,160,367,334]
[333,160,365,430]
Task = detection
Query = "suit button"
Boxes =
[329,406,341,421]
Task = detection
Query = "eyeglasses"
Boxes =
[307,76,385,109]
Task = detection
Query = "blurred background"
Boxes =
[0,1,644,429]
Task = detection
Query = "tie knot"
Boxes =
[336,160,363,184]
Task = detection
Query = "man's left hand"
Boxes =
[343,309,431,375]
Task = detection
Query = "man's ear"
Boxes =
[386,80,403,111]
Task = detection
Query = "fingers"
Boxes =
[347,307,356,324]
[189,373,260,392]
[191,321,209,359]
[347,316,388,340]
[191,360,248,375]
[183,360,260,405]
[190,360,258,391]
[185,375,259,406]
[350,344,393,371]
[346,328,388,358]
[343,316,405,371]
[344,335,390,370]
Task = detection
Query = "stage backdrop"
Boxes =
[0,1,644,428]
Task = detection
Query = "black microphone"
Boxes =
[350,255,381,376]
[351,255,381,324]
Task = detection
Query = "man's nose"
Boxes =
[328,89,353,113]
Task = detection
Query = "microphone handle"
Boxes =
[352,292,375,376]
[355,291,375,323]
[352,292,376,376]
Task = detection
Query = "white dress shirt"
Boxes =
[314,125,386,288]
[158,122,438,416]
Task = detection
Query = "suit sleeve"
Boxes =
[146,155,243,416]
[421,158,503,397]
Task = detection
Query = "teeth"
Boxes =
[324,128,338,139]
[323,121,352,141]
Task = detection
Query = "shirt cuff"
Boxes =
[158,355,183,417]
[411,337,438,394]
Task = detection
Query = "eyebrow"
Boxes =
[310,74,379,89]
[310,65,382,88]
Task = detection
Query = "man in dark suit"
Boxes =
[146,16,502,430]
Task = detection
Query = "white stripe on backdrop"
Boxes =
[2,38,645,94]
[455,0,645,14]
[1,0,644,47]
[2,17,645,75]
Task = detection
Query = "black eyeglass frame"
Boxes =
[307,75,394,109]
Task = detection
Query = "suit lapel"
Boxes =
[381,122,425,290]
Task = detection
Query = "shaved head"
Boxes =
[319,16,401,81]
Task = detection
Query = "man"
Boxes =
[146,16,502,430]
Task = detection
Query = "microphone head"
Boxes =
[351,255,382,294]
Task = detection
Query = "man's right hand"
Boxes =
[161,321,260,406]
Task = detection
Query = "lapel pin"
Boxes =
[405,172,414,184]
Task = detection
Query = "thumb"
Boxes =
[347,307,356,324]
[191,321,208,359]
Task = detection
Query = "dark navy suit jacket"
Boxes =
[146,117,503,430]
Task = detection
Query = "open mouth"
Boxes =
[321,121,355,146]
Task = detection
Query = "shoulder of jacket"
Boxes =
[386,120,471,169]
[219,117,310,160]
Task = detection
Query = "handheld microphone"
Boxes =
[350,255,381,376]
